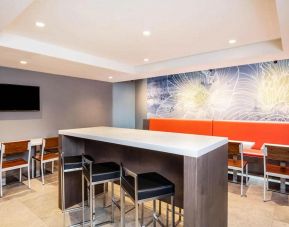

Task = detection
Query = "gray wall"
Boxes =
[135,79,147,129]
[0,67,112,141]
[112,81,135,128]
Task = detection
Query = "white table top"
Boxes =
[59,127,227,158]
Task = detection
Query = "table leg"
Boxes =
[280,178,286,194]
[232,170,238,183]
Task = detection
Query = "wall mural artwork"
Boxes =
[147,59,289,121]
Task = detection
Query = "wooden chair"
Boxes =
[32,137,59,185]
[263,143,289,201]
[228,141,248,196]
[0,140,31,197]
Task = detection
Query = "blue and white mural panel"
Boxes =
[147,60,289,121]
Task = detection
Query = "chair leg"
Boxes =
[246,164,249,186]
[19,168,22,182]
[153,200,156,227]
[27,166,31,189]
[241,169,244,197]
[263,174,266,202]
[41,163,45,185]
[111,182,115,223]
[52,161,54,174]
[120,187,125,227]
[32,159,35,178]
[171,196,175,227]
[0,171,2,197]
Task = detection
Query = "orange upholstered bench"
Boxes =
[149,118,213,136]
[212,120,289,157]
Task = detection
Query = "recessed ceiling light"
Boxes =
[20,60,28,65]
[108,76,113,80]
[35,21,45,28]
[143,30,151,37]
[144,58,149,62]
[228,39,237,44]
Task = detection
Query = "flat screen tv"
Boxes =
[0,84,40,111]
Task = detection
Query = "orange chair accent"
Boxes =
[149,118,213,136]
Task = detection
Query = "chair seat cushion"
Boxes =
[122,172,175,201]
[84,162,120,183]
[3,158,28,169]
[228,159,248,169]
[33,153,59,161]
[243,148,263,157]
[63,155,94,170]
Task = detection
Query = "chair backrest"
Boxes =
[0,140,31,168]
[264,144,289,163]
[228,141,242,156]
[2,140,30,155]
[41,137,58,159]
[82,154,93,182]
[120,163,138,201]
[43,137,58,150]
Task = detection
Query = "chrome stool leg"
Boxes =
[141,203,144,227]
[103,183,106,207]
[111,183,115,222]
[171,196,175,227]
[166,203,169,226]
[121,187,125,227]
[82,173,85,227]
[89,183,93,227]
[62,166,66,227]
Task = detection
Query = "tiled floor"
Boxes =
[0,171,288,227]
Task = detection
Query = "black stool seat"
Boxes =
[64,155,94,170]
[84,162,120,183]
[122,172,175,201]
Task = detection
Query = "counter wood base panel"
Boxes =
[59,135,228,227]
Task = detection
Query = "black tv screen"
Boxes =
[0,84,40,111]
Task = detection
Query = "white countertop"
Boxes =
[59,127,227,158]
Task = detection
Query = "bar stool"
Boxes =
[61,153,94,227]
[120,163,175,227]
[82,155,120,226]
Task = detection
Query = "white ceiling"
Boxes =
[0,0,289,82]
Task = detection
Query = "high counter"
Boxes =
[59,127,228,227]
